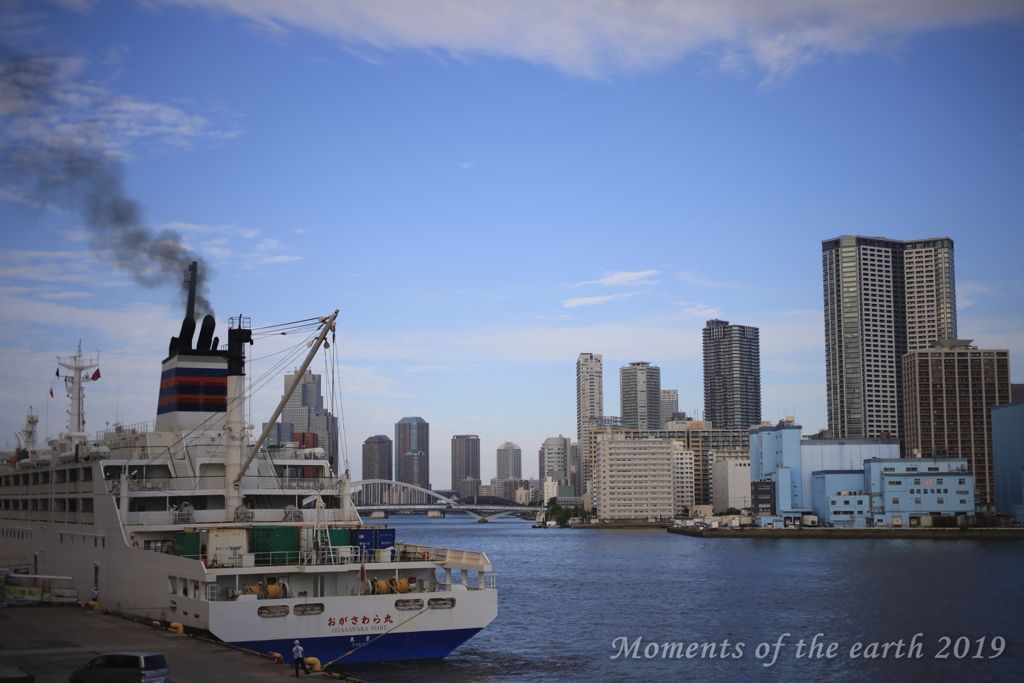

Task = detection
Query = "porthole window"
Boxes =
[395,599,423,611]
[294,603,324,616]
[257,605,289,617]
[428,598,455,610]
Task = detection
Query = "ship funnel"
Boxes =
[177,316,196,352]
[197,315,216,351]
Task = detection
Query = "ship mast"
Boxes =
[57,342,99,436]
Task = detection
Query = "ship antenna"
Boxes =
[184,261,198,320]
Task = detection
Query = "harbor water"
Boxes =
[341,515,1024,683]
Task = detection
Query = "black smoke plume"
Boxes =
[0,50,213,316]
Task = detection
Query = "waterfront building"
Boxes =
[703,320,761,430]
[1012,384,1024,403]
[620,362,661,431]
[822,235,957,440]
[902,340,1011,512]
[992,401,1024,521]
[496,441,522,480]
[751,480,776,517]
[395,417,429,494]
[585,418,750,510]
[451,435,481,493]
[711,451,751,513]
[543,475,574,504]
[361,434,392,485]
[749,419,900,519]
[576,353,603,494]
[594,433,674,520]
[661,389,679,428]
[270,369,339,471]
[514,488,537,506]
[672,447,696,517]
[862,457,974,527]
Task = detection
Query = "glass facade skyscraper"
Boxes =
[822,235,956,440]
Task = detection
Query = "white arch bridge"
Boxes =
[350,479,544,522]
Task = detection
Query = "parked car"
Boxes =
[69,652,168,683]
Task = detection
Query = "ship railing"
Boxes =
[111,476,227,491]
[96,421,152,441]
[242,476,341,492]
[122,507,356,526]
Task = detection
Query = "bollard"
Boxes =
[167,622,184,634]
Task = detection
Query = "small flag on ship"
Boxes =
[91,369,101,381]
[49,387,54,398]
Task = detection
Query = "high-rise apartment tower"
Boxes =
[361,435,392,481]
[395,417,430,493]
[451,435,481,490]
[660,389,679,429]
[703,320,761,430]
[620,362,661,431]
[496,441,522,480]
[822,236,956,440]
[576,353,603,492]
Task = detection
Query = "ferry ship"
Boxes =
[0,274,497,665]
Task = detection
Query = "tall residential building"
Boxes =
[822,235,957,440]
[451,435,481,491]
[496,441,522,480]
[539,436,572,479]
[660,389,679,428]
[576,353,603,493]
[703,320,761,430]
[395,417,429,492]
[902,340,1011,512]
[361,435,392,481]
[274,369,338,471]
[620,362,661,431]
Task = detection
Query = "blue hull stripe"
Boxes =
[230,627,482,665]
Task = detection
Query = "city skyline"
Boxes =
[2,3,1023,492]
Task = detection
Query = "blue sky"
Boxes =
[2,0,1023,487]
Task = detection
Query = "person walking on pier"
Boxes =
[292,640,310,676]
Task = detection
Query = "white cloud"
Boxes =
[577,270,659,287]
[456,161,477,169]
[675,301,720,318]
[563,292,637,308]
[153,1,1024,79]
[676,269,740,289]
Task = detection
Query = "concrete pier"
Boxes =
[0,606,298,682]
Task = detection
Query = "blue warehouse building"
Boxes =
[812,458,975,528]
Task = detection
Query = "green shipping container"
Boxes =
[246,526,299,564]
[328,528,351,547]
[270,526,299,555]
[173,531,200,558]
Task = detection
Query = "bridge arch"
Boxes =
[349,479,538,522]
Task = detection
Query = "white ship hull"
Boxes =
[1,296,497,666]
